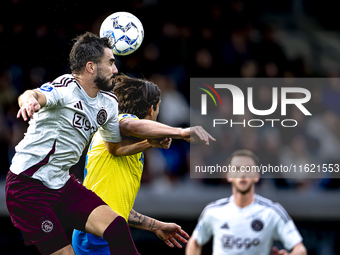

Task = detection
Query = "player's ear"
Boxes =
[85,61,96,74]
[148,105,154,116]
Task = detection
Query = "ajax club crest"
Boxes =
[97,109,108,125]
[41,220,54,233]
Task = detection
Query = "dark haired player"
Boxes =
[186,150,307,255]
[6,32,214,255]
[72,74,196,254]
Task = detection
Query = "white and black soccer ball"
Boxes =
[99,12,144,56]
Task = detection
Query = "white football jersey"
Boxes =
[10,74,122,189]
[192,194,302,255]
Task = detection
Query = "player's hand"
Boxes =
[159,138,172,149]
[154,222,190,248]
[272,246,289,255]
[17,99,41,121]
[148,138,172,149]
[181,126,215,145]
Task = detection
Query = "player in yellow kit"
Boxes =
[82,113,150,221]
[72,74,207,254]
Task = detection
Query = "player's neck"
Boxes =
[73,73,100,98]
[233,189,255,208]
[144,115,153,120]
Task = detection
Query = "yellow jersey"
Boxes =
[83,114,144,221]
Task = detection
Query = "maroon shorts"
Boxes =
[5,170,106,255]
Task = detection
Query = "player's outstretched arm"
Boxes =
[128,209,189,249]
[147,137,172,150]
[105,137,172,156]
[17,90,46,121]
[105,138,152,156]
[185,237,203,255]
[272,242,307,255]
[120,118,215,145]
[180,126,216,145]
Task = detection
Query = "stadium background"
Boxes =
[1,0,340,254]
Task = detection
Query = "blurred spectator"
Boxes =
[0,69,18,110]
[306,110,340,163]
[255,24,288,77]
[149,73,189,127]
[279,134,322,190]
[240,59,259,77]
[322,74,340,116]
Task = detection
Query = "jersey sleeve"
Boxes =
[35,76,73,108]
[192,209,213,246]
[273,210,303,250]
[99,96,122,144]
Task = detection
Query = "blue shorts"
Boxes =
[72,229,109,255]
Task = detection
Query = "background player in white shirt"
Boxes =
[186,150,307,255]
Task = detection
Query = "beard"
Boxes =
[235,182,253,195]
[94,69,115,91]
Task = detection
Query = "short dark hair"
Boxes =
[69,32,112,73]
[227,150,260,166]
[113,74,161,119]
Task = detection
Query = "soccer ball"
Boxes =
[99,12,144,56]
